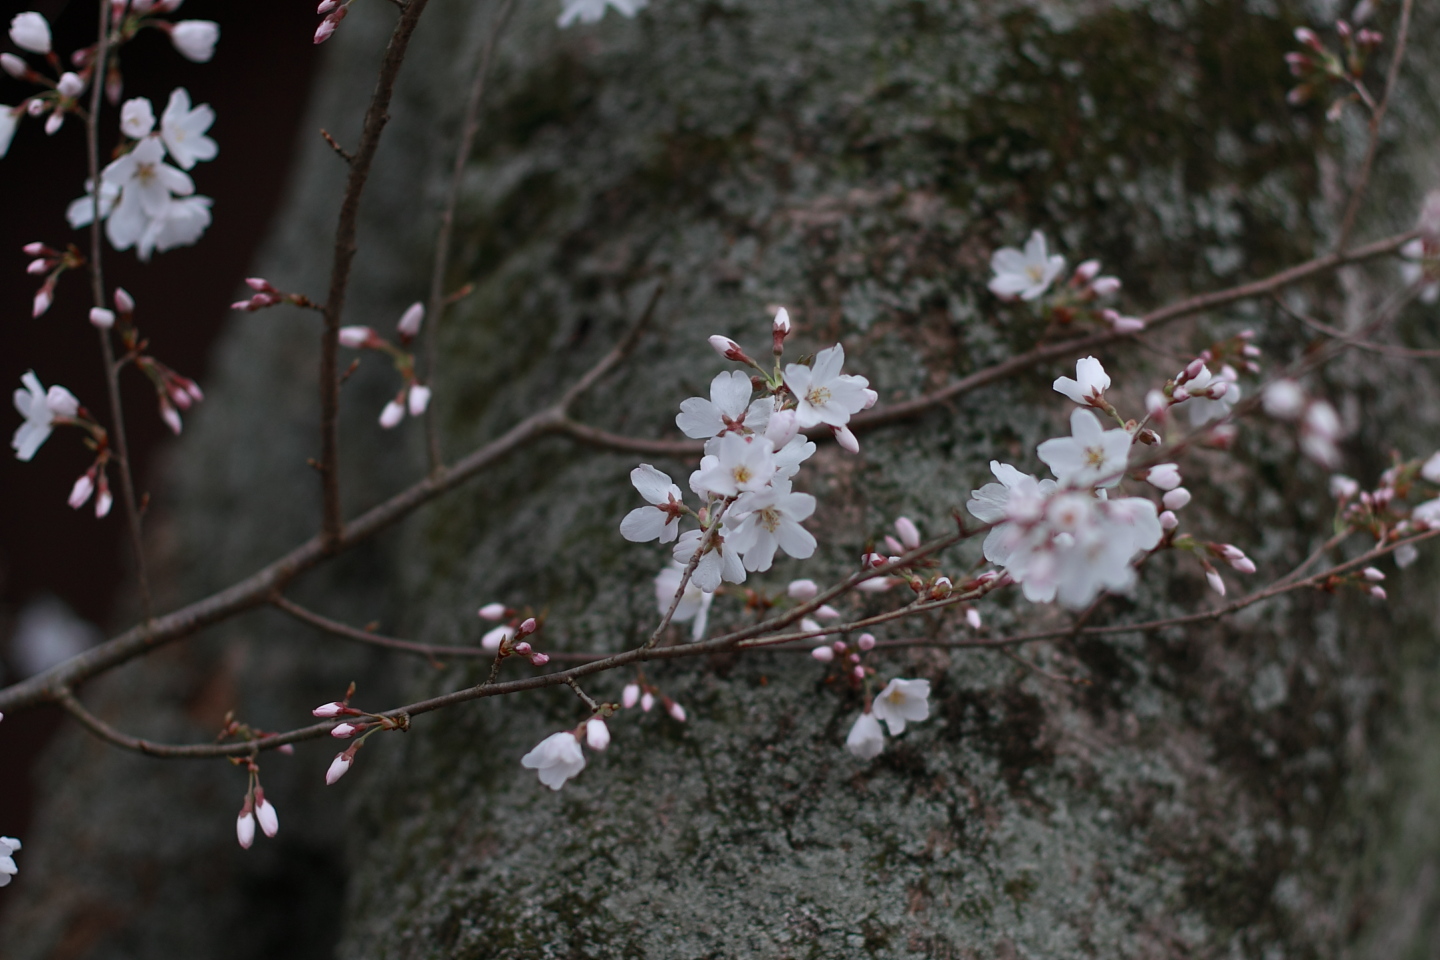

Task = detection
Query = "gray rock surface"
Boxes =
[5,0,1440,957]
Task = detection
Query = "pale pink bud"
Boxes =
[26,99,45,117]
[1205,568,1226,596]
[1329,475,1360,500]
[160,399,182,435]
[314,16,338,43]
[640,692,655,712]
[856,576,895,593]
[852,665,866,680]
[849,653,861,664]
[26,258,48,275]
[331,723,360,738]
[32,287,51,317]
[325,753,352,785]
[1229,557,1256,574]
[338,326,373,348]
[1111,315,1145,334]
[667,701,687,722]
[1073,259,1101,282]
[317,0,338,12]
[21,241,48,256]
[254,792,279,838]
[1145,464,1182,491]
[929,576,952,600]
[1294,26,1323,51]
[477,603,507,621]
[529,652,549,666]
[378,400,405,429]
[708,335,745,361]
[1370,585,1387,600]
[407,384,431,416]
[56,72,83,98]
[396,301,424,338]
[965,608,982,630]
[894,516,921,549]
[481,625,514,651]
[1217,544,1244,561]
[312,701,346,718]
[787,579,818,601]
[95,482,112,518]
[1091,276,1121,296]
[811,645,834,663]
[800,617,823,633]
[622,683,640,709]
[832,424,859,454]
[884,535,905,555]
[857,632,876,650]
[44,111,63,136]
[1170,387,1190,403]
[586,718,610,751]
[68,472,94,509]
[814,604,840,620]
[114,287,134,313]
[861,388,878,410]
[89,307,115,329]
[1161,487,1190,511]
[861,552,886,568]
[1362,566,1385,581]
[765,409,799,449]
[236,811,255,849]
[1159,510,1179,530]
[0,53,26,79]
[773,307,791,334]
[514,641,533,655]
[1182,358,1206,382]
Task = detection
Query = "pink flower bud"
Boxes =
[832,640,848,655]
[331,723,360,738]
[317,0,338,11]
[314,16,338,43]
[33,287,52,317]
[312,701,347,718]
[254,791,279,838]
[640,691,655,712]
[857,632,876,651]
[1170,387,1190,403]
[1111,315,1145,334]
[245,277,276,292]
[861,552,885,568]
[378,400,405,429]
[0,53,26,79]
[481,625,514,652]
[929,576,952,600]
[1145,464,1182,491]
[765,409,799,449]
[667,701,687,722]
[408,384,431,416]
[338,326,374,348]
[114,287,135,313]
[965,608,982,630]
[1370,585,1387,600]
[856,576,895,593]
[22,241,48,256]
[1217,544,1244,561]
[862,388,878,409]
[89,307,115,329]
[787,579,818,601]
[1073,259,1101,282]
[44,112,64,136]
[325,753,352,785]
[773,307,791,334]
[622,683,640,709]
[1205,568,1226,596]
[832,424,859,454]
[1229,557,1256,574]
[811,645,834,663]
[852,665,866,680]
[68,472,94,509]
[396,302,424,339]
[1362,566,1385,582]
[799,617,823,633]
[814,604,841,621]
[518,617,538,636]
[56,72,83,98]
[1295,27,1323,50]
[1091,276,1121,296]
[1181,358,1206,382]
[513,641,533,655]
[160,399,182,435]
[26,99,46,117]
[586,718,610,751]
[894,516,921,550]
[1159,510,1179,530]
[26,258,49,275]
[708,335,745,361]
[477,603,507,621]
[236,811,255,849]
[1162,487,1191,511]
[95,480,112,518]
[529,652,549,666]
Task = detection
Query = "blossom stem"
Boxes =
[85,0,152,620]
[420,0,517,476]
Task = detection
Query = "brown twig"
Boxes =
[421,0,518,474]
[272,594,491,660]
[319,0,433,547]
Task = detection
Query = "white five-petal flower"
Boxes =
[782,345,870,429]
[1052,356,1111,407]
[0,836,19,886]
[988,230,1065,301]
[12,371,77,461]
[620,463,685,543]
[520,731,586,790]
[654,562,715,640]
[676,370,771,440]
[160,88,217,170]
[1036,408,1132,488]
[102,136,195,251]
[689,433,777,498]
[871,678,931,735]
[672,527,746,592]
[120,97,156,139]
[725,480,817,571]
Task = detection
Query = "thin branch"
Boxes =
[85,0,152,618]
[319,128,354,163]
[272,594,491,659]
[1335,0,1414,251]
[319,0,433,547]
[421,0,518,474]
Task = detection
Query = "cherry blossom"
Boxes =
[620,464,685,543]
[1262,380,1306,419]
[672,528,746,592]
[12,371,77,461]
[772,434,816,480]
[689,433,777,498]
[8,12,49,55]
[1036,409,1131,488]
[1052,356,1111,407]
[871,678,930,735]
[677,370,771,440]
[101,137,195,248]
[988,230,1065,301]
[558,0,648,28]
[585,718,610,751]
[521,731,586,790]
[845,711,885,760]
[135,195,212,261]
[169,20,219,63]
[0,837,18,887]
[254,789,279,838]
[325,753,353,785]
[160,88,217,170]
[783,345,870,429]
[654,563,714,640]
[120,98,156,139]
[236,810,255,849]
[0,108,17,159]
[726,480,817,571]
[1174,364,1241,426]
[1421,452,1440,484]
[65,179,121,229]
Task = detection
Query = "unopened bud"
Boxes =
[378,400,405,429]
[1362,566,1385,582]
[1145,463,1182,491]
[773,307,791,334]
[68,472,94,509]
[236,811,256,849]
[26,258,48,275]
[965,608,982,629]
[1073,259,1101,282]
[0,53,26,79]
[622,683,640,708]
[765,409,799,449]
[857,632,876,651]
[56,72,83,98]
[852,665,866,680]
[1159,510,1179,530]
[89,307,115,329]
[814,604,841,621]
[478,602,507,621]
[1162,487,1191,511]
[338,326,374,348]
[708,335,747,362]
[331,722,360,738]
[832,424,859,454]
[929,576,952,600]
[811,645,835,663]
[21,241,48,257]
[800,617,823,634]
[481,625,514,652]
[325,753,353,785]
[894,516,921,550]
[312,701,347,718]
[396,302,424,339]
[1205,568,1226,596]
[586,718,610,750]
[513,641,533,655]
[1230,557,1256,574]
[529,652,549,666]
[787,579,818,601]
[1091,276,1121,296]
[640,691,655,712]
[245,277,277,292]
[254,792,279,838]
[1370,585,1387,600]
[667,700,687,722]
[1181,358,1206,382]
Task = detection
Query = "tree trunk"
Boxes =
[5,0,1440,956]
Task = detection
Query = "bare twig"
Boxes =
[272,594,491,659]
[319,128,354,163]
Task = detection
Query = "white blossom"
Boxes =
[1052,357,1110,407]
[1036,409,1131,489]
[1421,452,1440,484]
[0,837,19,887]
[772,434,816,480]
[482,624,515,651]
[236,811,255,849]
[521,731,586,790]
[12,371,76,461]
[65,179,121,229]
[120,98,156,139]
[654,562,715,640]
[557,0,647,27]
[845,712,885,760]
[585,718,610,751]
[1175,365,1241,426]
[726,480,817,571]
[9,12,49,54]
[871,678,930,735]
[988,230,1065,301]
[0,107,17,159]
[325,753,352,784]
[620,463,685,543]
[1262,380,1306,420]
[170,20,219,62]
[783,345,870,429]
[160,88,217,170]
[672,527,746,592]
[689,433,776,498]
[101,137,195,252]
[134,194,212,260]
[676,370,770,439]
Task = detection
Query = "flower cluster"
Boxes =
[987,230,1143,334]
[337,303,432,428]
[846,678,931,760]
[557,0,648,28]
[0,836,20,887]
[1286,22,1384,119]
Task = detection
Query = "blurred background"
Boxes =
[0,0,320,894]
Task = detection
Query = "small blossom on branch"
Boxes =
[1052,356,1111,409]
[845,711,885,760]
[166,20,219,63]
[871,678,930,735]
[12,370,78,461]
[988,230,1065,301]
[520,731,586,790]
[0,836,20,887]
[620,464,686,543]
[8,12,50,55]
[782,345,870,431]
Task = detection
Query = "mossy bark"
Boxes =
[5,0,1440,957]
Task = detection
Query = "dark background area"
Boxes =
[0,0,320,887]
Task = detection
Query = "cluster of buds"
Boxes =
[21,241,83,317]
[810,630,876,683]
[232,758,279,850]
[1328,453,1440,548]
[620,680,687,722]
[135,356,203,435]
[1145,353,1244,446]
[313,683,408,785]
[313,0,354,44]
[1168,537,1256,596]
[230,277,318,313]
[476,609,550,667]
[1054,261,1143,333]
[1286,22,1384,119]
[337,303,432,429]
